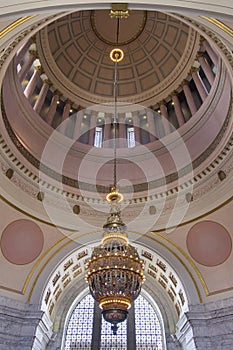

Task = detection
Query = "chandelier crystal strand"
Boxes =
[86,14,145,336]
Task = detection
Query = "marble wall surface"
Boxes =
[0,296,52,350]
[176,297,233,350]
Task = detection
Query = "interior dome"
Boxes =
[36,10,199,106]
[0,5,233,348]
[0,8,232,232]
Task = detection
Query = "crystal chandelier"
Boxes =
[86,16,145,335]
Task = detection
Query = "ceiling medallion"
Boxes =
[109,3,130,19]
[86,14,145,335]
[90,8,147,46]
[110,48,124,62]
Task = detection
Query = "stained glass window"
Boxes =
[134,295,163,350]
[64,294,94,349]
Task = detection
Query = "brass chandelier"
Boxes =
[86,15,145,335]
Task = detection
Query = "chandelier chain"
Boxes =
[113,18,120,188]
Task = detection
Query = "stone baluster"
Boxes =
[172,94,185,127]
[160,102,171,136]
[59,100,71,134]
[18,50,36,83]
[33,79,50,114]
[198,54,215,85]
[45,93,60,125]
[24,66,42,99]
[183,81,198,115]
[191,68,208,102]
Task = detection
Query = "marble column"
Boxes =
[103,114,112,148]
[59,100,71,134]
[133,113,141,145]
[89,112,97,146]
[172,94,185,127]
[24,67,42,99]
[147,109,157,141]
[160,102,171,135]
[73,110,83,140]
[202,40,218,66]
[91,302,102,350]
[18,51,36,83]
[191,68,208,102]
[16,39,33,64]
[127,303,136,350]
[118,114,127,147]
[183,82,198,115]
[33,80,49,114]
[198,54,215,85]
[45,93,59,125]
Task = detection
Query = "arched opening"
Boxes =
[62,290,166,349]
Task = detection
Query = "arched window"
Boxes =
[94,126,103,148]
[127,126,136,148]
[135,295,163,349]
[63,292,166,349]
[64,294,94,349]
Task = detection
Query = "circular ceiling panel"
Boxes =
[1,219,44,265]
[186,221,232,266]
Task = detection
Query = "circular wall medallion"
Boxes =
[1,219,44,265]
[186,220,232,266]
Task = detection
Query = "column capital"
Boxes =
[180,79,190,88]
[191,66,199,74]
[42,78,50,85]
[53,90,61,98]
[158,99,166,106]
[64,99,71,105]
[28,49,38,57]
[34,65,41,71]
[197,51,205,57]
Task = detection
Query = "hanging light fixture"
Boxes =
[86,12,145,335]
